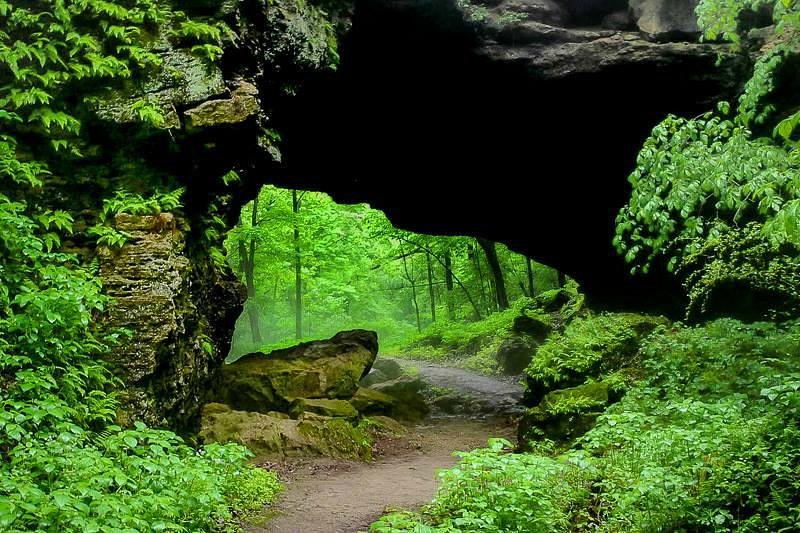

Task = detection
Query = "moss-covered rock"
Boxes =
[290,398,359,422]
[371,376,429,421]
[524,312,669,405]
[200,403,371,459]
[349,387,397,417]
[216,330,378,413]
[518,381,610,446]
[495,335,536,375]
[183,81,260,128]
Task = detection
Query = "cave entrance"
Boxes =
[223,184,562,362]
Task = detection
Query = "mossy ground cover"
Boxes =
[372,319,800,532]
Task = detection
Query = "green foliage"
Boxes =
[525,313,666,389]
[379,320,800,532]
[99,188,185,220]
[226,184,559,359]
[88,188,185,249]
[613,110,800,274]
[679,222,800,320]
[371,438,590,532]
[616,0,800,295]
[220,462,283,520]
[0,1,278,530]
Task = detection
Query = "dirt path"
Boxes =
[255,361,522,533]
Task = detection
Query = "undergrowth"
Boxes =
[372,319,800,532]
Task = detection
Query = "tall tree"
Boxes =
[477,237,509,310]
[402,252,422,332]
[292,190,303,340]
[241,194,262,344]
[526,256,535,297]
[426,252,436,322]
[444,249,455,320]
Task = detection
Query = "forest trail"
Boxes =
[255,360,522,533]
[390,357,525,416]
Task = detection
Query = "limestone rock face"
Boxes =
[98,213,242,428]
[184,81,260,128]
[200,403,371,459]
[92,30,225,127]
[630,0,700,42]
[216,330,379,413]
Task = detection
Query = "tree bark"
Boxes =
[477,237,509,311]
[526,256,535,297]
[292,190,302,340]
[472,241,488,313]
[243,195,262,344]
[402,254,421,332]
[444,250,454,320]
[426,252,436,323]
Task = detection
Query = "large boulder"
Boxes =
[200,403,371,459]
[371,375,429,421]
[495,335,536,375]
[289,398,359,422]
[630,0,700,42]
[518,381,610,446]
[216,330,379,413]
[349,387,397,417]
[361,357,404,386]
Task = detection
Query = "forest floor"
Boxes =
[253,360,523,533]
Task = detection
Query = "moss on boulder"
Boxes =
[200,403,371,459]
[349,387,397,417]
[290,398,359,422]
[519,381,610,446]
[216,330,378,413]
[524,312,669,405]
[371,376,429,421]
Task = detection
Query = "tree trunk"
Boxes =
[472,242,488,313]
[243,195,262,344]
[477,237,509,311]
[426,252,436,323]
[444,250,454,320]
[403,254,421,332]
[292,190,302,340]
[526,256,535,297]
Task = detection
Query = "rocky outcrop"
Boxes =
[216,329,379,413]
[201,332,420,458]
[495,336,535,375]
[184,81,260,129]
[518,312,669,448]
[630,0,700,42]
[518,381,610,444]
[99,213,242,429]
[200,403,372,459]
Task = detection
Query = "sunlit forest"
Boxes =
[2,0,800,531]
[225,185,560,359]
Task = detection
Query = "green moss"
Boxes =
[525,312,669,390]
[349,387,397,417]
[290,398,359,421]
[297,417,372,460]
